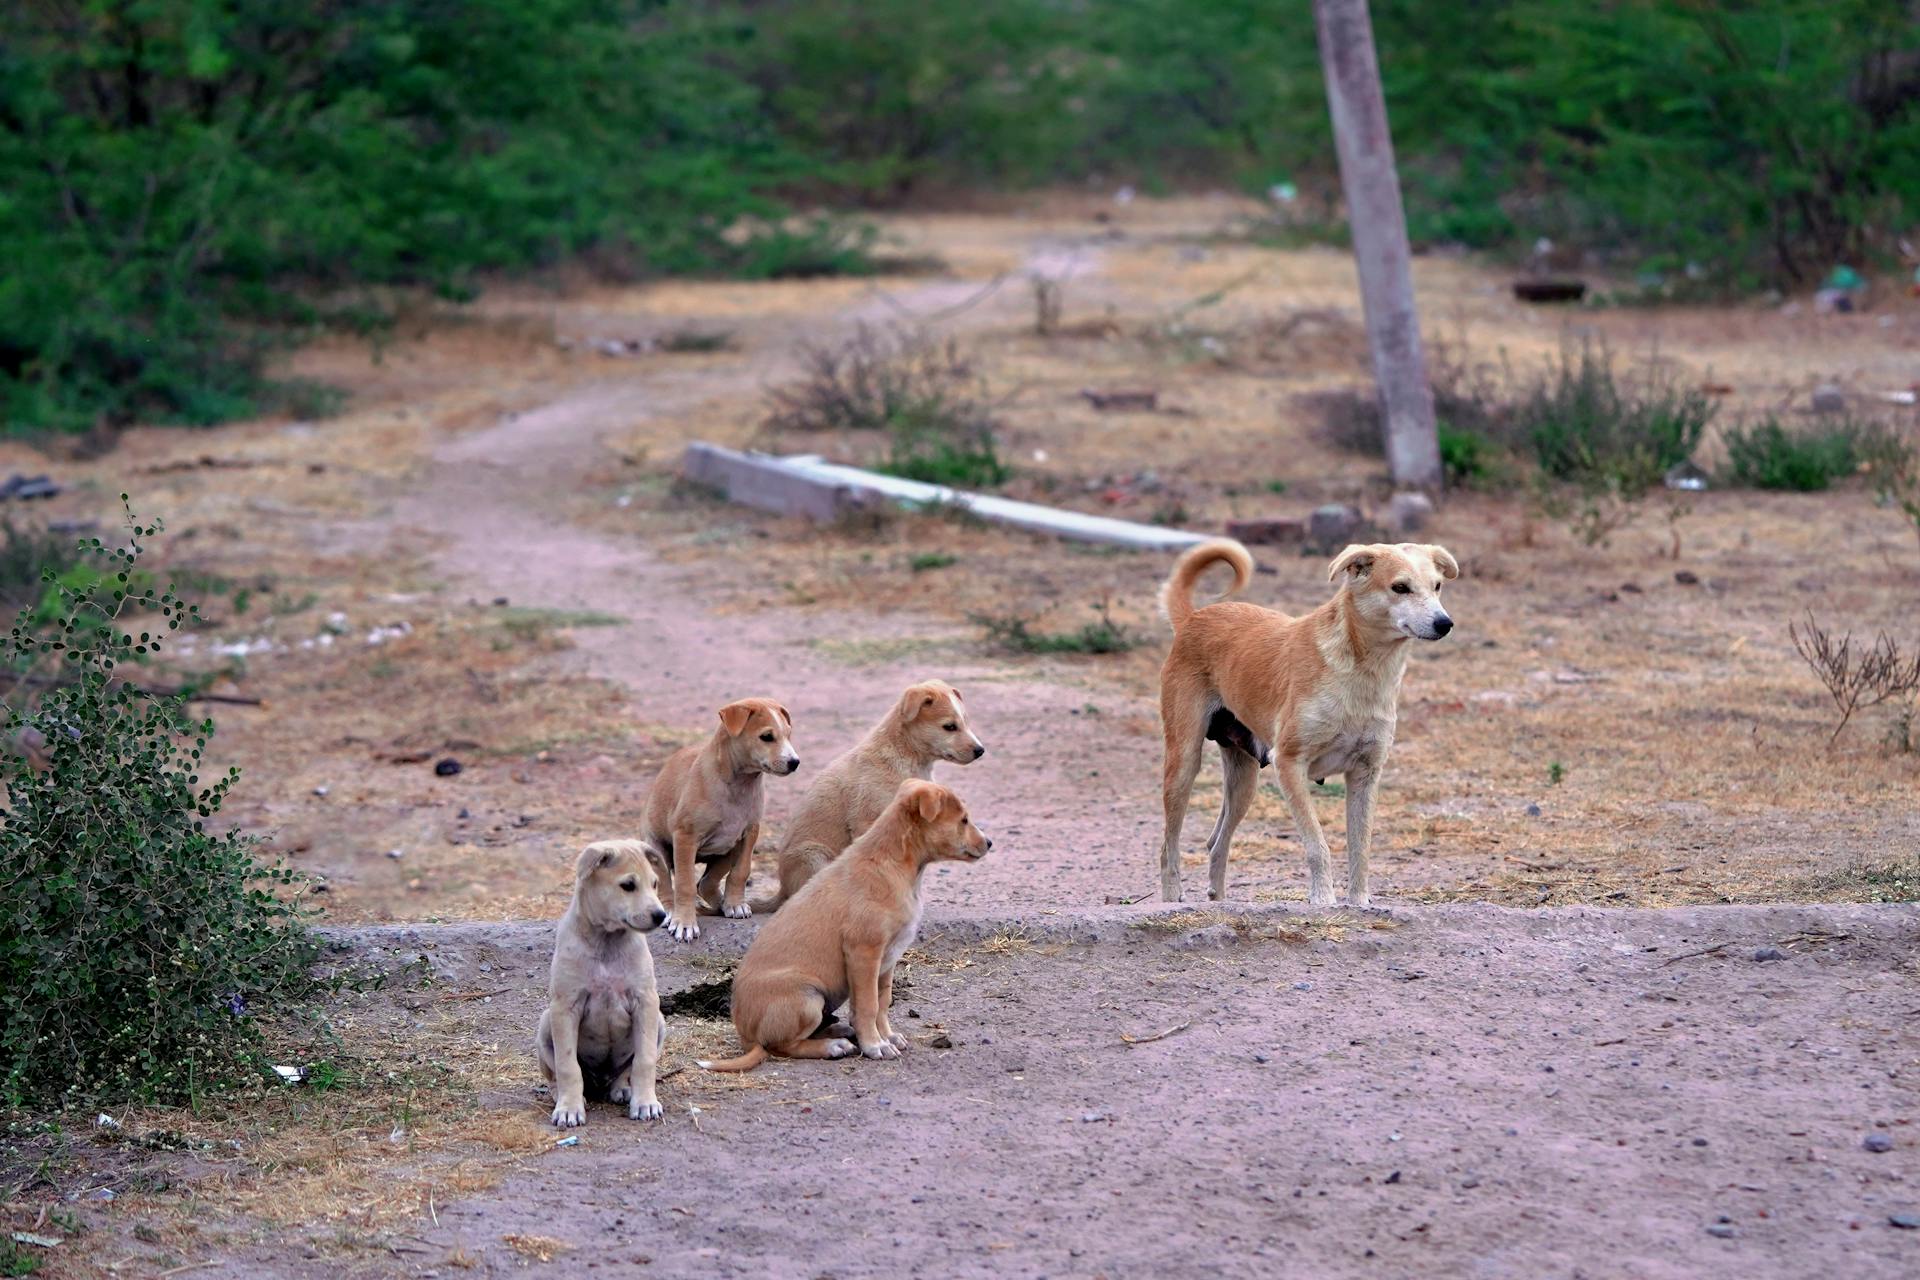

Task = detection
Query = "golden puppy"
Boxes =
[698,780,991,1072]
[537,840,667,1127]
[749,679,984,913]
[1156,539,1459,908]
[640,697,799,941]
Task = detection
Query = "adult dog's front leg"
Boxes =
[1272,758,1337,907]
[626,990,665,1121]
[1344,755,1383,908]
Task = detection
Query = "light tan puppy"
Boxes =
[640,697,799,942]
[749,680,984,914]
[697,780,991,1072]
[1156,539,1459,908]
[537,840,668,1127]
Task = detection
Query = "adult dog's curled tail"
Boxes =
[1159,539,1254,631]
[697,1044,769,1073]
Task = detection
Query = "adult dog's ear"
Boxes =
[1327,544,1382,582]
[718,701,753,736]
[1427,545,1460,580]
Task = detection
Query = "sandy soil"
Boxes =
[3,194,1917,1277]
[178,902,1920,1279]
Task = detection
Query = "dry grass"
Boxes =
[1133,908,1400,945]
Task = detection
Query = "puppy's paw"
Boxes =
[723,902,752,920]
[608,1082,632,1105]
[860,1039,901,1061]
[824,1038,858,1059]
[551,1098,587,1128]
[667,913,701,942]
[823,1020,856,1039]
[886,1032,909,1051]
[629,1097,663,1122]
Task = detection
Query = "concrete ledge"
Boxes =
[682,441,1209,552]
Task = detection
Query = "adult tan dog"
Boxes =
[537,840,668,1127]
[748,680,984,914]
[697,779,991,1072]
[640,697,799,942]
[1156,538,1458,908]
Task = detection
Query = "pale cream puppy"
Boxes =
[1156,539,1459,908]
[750,680,984,913]
[537,840,668,1127]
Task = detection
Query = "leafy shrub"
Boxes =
[1511,342,1713,491]
[0,502,318,1106]
[1722,420,1860,491]
[1859,423,1920,551]
[765,325,1010,488]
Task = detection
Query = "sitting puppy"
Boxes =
[537,840,668,1127]
[698,779,990,1072]
[640,697,799,941]
[749,679,984,914]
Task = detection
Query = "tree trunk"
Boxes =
[1314,0,1441,490]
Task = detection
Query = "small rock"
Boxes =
[1310,504,1366,551]
[929,1034,954,1049]
[434,758,463,777]
[1706,1224,1737,1239]
[1459,1177,1480,1190]
[1174,924,1240,950]
[1292,981,1313,992]
[1252,1052,1271,1064]
[1890,1212,1919,1229]
[1692,1137,1709,1147]
[1864,1132,1894,1154]
[1674,570,1700,586]
[457,807,471,820]
[385,849,404,861]
[1384,1170,1402,1185]
[312,784,330,798]
[1751,946,1788,962]
[1810,383,1847,414]
[1079,1111,1113,1124]
[1525,802,1543,817]
[1384,491,1434,535]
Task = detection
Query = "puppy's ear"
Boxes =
[1327,544,1380,582]
[897,684,935,724]
[718,701,753,736]
[909,781,947,824]
[1427,545,1460,580]
[576,841,619,881]
[773,702,792,729]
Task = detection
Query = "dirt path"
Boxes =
[200,900,1917,1279]
[394,280,1173,915]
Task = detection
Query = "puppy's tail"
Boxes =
[746,887,785,914]
[1160,539,1253,632]
[696,1045,769,1073]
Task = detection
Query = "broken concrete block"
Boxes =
[1308,503,1365,549]
[1810,383,1846,414]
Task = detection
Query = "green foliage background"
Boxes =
[5,0,1918,432]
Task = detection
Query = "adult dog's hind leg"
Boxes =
[1158,683,1210,902]
[1207,745,1261,901]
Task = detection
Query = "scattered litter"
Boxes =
[272,1064,307,1084]
[1078,1110,1114,1124]
[73,1187,115,1203]
[1384,1170,1402,1185]
[366,621,413,646]
[1877,389,1917,406]
[386,848,405,860]
[434,758,463,777]
[1269,182,1298,205]
[1388,1131,1403,1142]
[1891,1212,1919,1229]
[389,1124,408,1144]
[324,612,350,634]
[1706,1224,1738,1239]
[0,474,61,501]
[1080,388,1159,412]
[312,784,330,797]
[554,1135,580,1148]
[1813,288,1854,315]
[94,1113,119,1131]
[9,1232,61,1249]
[1664,460,1709,491]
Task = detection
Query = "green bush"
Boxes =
[1512,341,1714,492]
[1723,419,1861,491]
[0,502,318,1106]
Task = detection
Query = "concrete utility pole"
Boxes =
[1313,0,1441,490]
